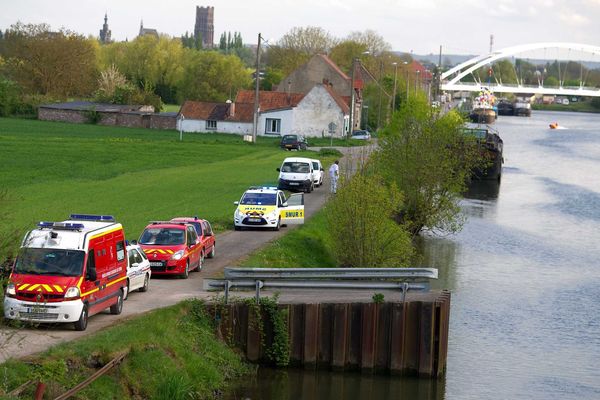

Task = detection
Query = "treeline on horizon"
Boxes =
[1,21,599,121]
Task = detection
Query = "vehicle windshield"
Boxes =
[139,228,185,245]
[14,248,85,277]
[282,135,298,143]
[280,162,310,173]
[240,193,277,205]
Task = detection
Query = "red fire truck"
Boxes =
[4,214,128,331]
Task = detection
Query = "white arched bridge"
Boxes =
[441,42,600,96]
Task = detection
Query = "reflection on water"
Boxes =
[463,180,500,200]
[226,111,600,400]
[225,368,445,400]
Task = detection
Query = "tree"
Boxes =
[326,173,413,268]
[178,51,251,102]
[1,23,98,97]
[375,95,481,236]
[329,40,368,72]
[267,26,337,75]
[346,30,391,56]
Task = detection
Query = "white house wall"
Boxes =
[293,85,346,138]
[179,119,251,135]
[258,109,293,137]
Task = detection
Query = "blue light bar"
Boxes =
[37,221,85,230]
[70,214,115,222]
[53,222,85,230]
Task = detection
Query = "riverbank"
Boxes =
[531,101,600,113]
[0,300,248,399]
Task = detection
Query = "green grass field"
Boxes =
[0,118,342,246]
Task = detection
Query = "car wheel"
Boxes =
[110,289,124,315]
[273,218,281,231]
[208,244,216,259]
[139,273,149,292]
[123,279,130,301]
[74,304,88,331]
[181,262,190,279]
[234,225,241,231]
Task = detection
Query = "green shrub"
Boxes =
[317,147,343,157]
[326,173,413,268]
[84,106,102,124]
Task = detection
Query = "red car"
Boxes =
[138,221,203,279]
[170,217,216,261]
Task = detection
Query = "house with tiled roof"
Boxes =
[178,83,350,137]
[275,54,364,133]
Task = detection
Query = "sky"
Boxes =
[2,0,600,56]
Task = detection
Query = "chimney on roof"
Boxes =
[287,80,292,105]
[226,99,235,117]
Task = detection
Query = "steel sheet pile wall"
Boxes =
[207,290,450,378]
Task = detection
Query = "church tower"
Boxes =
[99,13,112,44]
[194,6,214,48]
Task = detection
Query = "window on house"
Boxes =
[265,118,281,135]
[206,120,217,130]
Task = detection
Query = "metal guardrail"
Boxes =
[205,267,438,303]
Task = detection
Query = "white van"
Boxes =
[277,157,315,193]
[310,159,324,187]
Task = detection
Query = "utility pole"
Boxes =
[489,34,494,54]
[377,60,383,129]
[404,61,409,101]
[252,33,261,143]
[391,62,398,112]
[348,58,356,138]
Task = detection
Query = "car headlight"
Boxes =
[170,250,185,260]
[64,286,80,299]
[6,283,16,297]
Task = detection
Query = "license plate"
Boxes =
[248,218,261,222]
[285,145,293,148]
[27,306,47,314]
[150,262,163,267]
[289,182,299,186]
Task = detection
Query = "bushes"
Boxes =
[326,174,413,268]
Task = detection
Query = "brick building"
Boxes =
[38,102,176,130]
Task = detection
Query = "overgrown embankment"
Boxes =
[0,300,248,399]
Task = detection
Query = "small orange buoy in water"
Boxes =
[549,122,558,129]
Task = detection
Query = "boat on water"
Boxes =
[513,100,532,117]
[462,124,504,181]
[468,88,497,124]
[497,100,514,116]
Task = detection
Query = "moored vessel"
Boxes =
[468,87,497,124]
[462,124,504,181]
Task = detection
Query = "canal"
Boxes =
[226,110,600,399]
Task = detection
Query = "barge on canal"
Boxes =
[463,124,504,181]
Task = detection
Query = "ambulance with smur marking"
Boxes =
[233,187,304,231]
[4,214,128,331]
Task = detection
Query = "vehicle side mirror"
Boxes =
[234,201,239,205]
[86,268,97,281]
[320,167,324,171]
[276,167,281,172]
[282,202,288,207]
[130,240,137,245]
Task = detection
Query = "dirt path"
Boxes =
[0,146,370,362]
